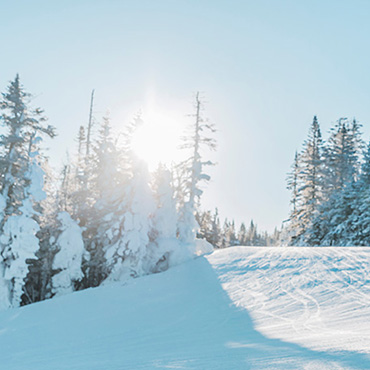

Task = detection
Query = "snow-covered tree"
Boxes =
[51,212,86,296]
[0,148,47,308]
[286,116,324,245]
[286,151,303,243]
[0,75,55,217]
[209,208,222,248]
[105,158,155,281]
[238,222,247,246]
[324,118,360,196]
[83,115,123,287]
[246,220,259,246]
[178,93,216,244]
[147,165,180,272]
[101,117,156,281]
[323,141,370,246]
[152,165,178,241]
[0,76,55,308]
[196,210,212,240]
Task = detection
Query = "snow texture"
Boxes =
[0,247,369,369]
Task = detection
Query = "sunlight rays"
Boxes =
[131,105,187,170]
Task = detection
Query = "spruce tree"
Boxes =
[287,116,324,245]
[238,222,247,246]
[178,93,216,244]
[0,76,55,308]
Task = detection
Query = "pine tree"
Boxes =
[228,220,238,246]
[238,222,247,246]
[338,141,370,245]
[51,212,86,296]
[196,210,213,241]
[287,151,300,215]
[221,219,231,248]
[178,93,216,244]
[0,76,55,309]
[286,151,302,243]
[209,208,222,248]
[0,75,55,217]
[305,118,362,245]
[105,158,155,281]
[324,118,359,196]
[246,220,258,246]
[287,116,324,245]
[83,115,123,287]
[148,164,180,272]
[103,117,155,281]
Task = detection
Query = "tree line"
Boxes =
[0,76,220,309]
[285,115,370,245]
[197,209,279,247]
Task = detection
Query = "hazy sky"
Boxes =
[1,0,370,231]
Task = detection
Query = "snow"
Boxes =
[0,199,41,309]
[0,247,369,369]
[52,212,86,296]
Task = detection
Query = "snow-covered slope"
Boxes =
[209,247,370,355]
[0,247,370,369]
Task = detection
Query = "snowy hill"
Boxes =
[1,247,370,369]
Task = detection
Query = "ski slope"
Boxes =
[208,247,370,360]
[0,247,369,369]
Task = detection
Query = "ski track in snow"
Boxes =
[208,247,370,356]
[0,247,369,369]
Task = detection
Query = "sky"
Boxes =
[1,0,370,232]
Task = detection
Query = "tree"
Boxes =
[287,116,324,245]
[83,115,123,287]
[178,93,216,244]
[103,117,156,281]
[246,220,258,246]
[304,118,363,245]
[238,222,247,245]
[51,212,86,296]
[0,75,55,217]
[105,158,155,281]
[148,164,180,272]
[324,118,359,196]
[286,151,302,243]
[0,76,55,308]
[209,208,222,248]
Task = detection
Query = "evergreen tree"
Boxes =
[221,219,231,248]
[228,220,238,246]
[148,165,180,272]
[51,212,86,296]
[0,76,55,308]
[178,93,216,244]
[105,158,155,281]
[287,116,324,245]
[209,208,222,248]
[286,151,302,242]
[305,118,362,245]
[246,220,258,246]
[83,115,123,287]
[0,75,55,217]
[238,222,247,245]
[103,117,155,281]
[324,118,359,196]
[196,210,213,242]
[335,141,370,245]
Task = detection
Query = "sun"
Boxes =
[131,108,186,171]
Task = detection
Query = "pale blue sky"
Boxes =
[1,0,370,231]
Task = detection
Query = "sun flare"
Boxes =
[131,109,186,170]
